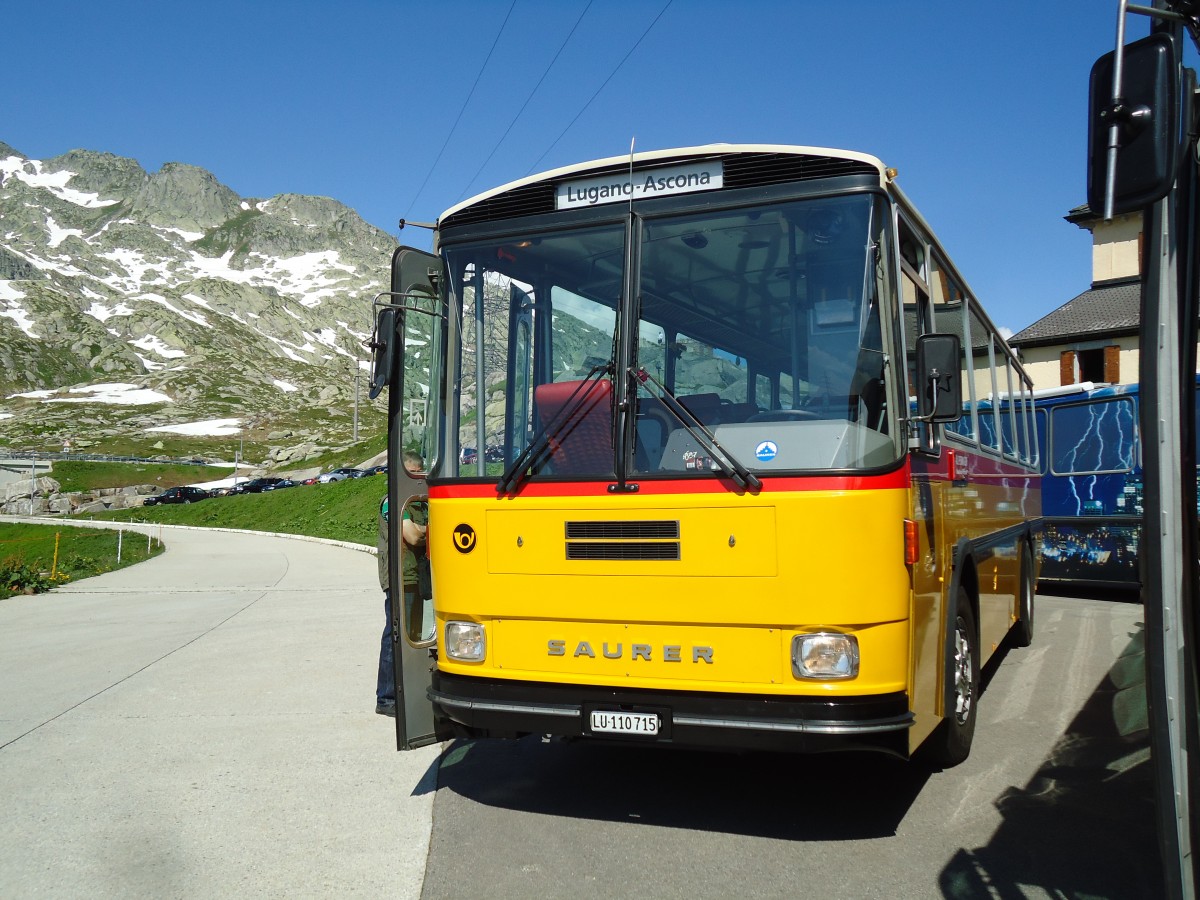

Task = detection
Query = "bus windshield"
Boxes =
[441,192,899,480]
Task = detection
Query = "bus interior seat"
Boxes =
[857,377,888,432]
[533,379,614,474]
[635,395,671,470]
[679,392,721,425]
[722,401,761,423]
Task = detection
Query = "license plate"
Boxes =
[589,710,660,736]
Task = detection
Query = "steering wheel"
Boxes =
[746,409,819,422]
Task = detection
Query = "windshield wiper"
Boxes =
[633,368,761,492]
[497,362,612,495]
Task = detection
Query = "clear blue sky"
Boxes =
[5,1,1152,336]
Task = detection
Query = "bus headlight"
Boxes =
[445,622,486,661]
[792,633,859,680]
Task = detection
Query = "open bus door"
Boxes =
[369,245,447,750]
[1088,6,1199,896]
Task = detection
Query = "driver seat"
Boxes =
[533,379,614,475]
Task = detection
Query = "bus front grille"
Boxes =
[565,541,681,561]
[564,519,681,560]
[565,520,680,540]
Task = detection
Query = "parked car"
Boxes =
[365,464,387,476]
[261,478,298,491]
[143,486,209,506]
[460,447,478,465]
[228,477,287,495]
[318,468,364,483]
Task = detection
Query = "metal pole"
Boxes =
[353,360,361,443]
[1103,0,1132,220]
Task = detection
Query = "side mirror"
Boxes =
[1087,32,1179,217]
[916,333,962,423]
[368,307,396,400]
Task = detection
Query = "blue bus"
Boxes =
[1034,376,1199,589]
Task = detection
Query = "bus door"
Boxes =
[371,245,446,749]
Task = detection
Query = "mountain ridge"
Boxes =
[0,142,399,464]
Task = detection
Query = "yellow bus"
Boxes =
[370,144,1040,766]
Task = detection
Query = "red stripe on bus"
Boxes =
[428,468,911,500]
[910,450,1034,480]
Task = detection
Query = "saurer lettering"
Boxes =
[547,640,713,663]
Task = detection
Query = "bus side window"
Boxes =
[1051,398,1137,474]
[968,303,1000,453]
[930,256,974,444]
[899,219,934,451]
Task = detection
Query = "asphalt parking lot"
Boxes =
[0,518,1160,898]
[0,521,438,898]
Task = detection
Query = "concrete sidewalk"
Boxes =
[0,521,440,897]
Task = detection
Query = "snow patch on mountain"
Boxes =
[86,300,135,322]
[0,280,36,338]
[12,383,173,405]
[46,217,84,249]
[147,418,242,436]
[130,334,186,359]
[0,156,119,209]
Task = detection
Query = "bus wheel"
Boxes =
[1013,544,1035,648]
[924,588,979,768]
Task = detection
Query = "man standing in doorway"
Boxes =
[376,450,428,717]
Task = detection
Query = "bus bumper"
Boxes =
[429,670,913,757]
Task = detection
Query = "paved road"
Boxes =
[0,522,438,898]
[0,521,1159,898]
[421,592,1159,900]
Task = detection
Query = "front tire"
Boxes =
[923,587,979,768]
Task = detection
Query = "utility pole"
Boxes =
[353,358,361,443]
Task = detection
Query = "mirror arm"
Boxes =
[1127,4,1194,25]
[369,290,445,321]
[909,369,943,426]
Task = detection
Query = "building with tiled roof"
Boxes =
[1010,206,1146,388]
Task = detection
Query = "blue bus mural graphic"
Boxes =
[1034,377,1200,589]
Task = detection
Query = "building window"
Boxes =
[1061,345,1121,385]
[1078,347,1106,382]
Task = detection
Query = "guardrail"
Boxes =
[0,451,215,466]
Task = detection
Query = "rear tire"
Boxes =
[922,587,979,768]
[1013,544,1035,648]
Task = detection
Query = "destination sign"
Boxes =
[555,161,724,210]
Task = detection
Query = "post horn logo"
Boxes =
[452,524,477,554]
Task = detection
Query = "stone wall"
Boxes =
[0,477,159,517]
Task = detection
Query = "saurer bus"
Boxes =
[369,144,1040,768]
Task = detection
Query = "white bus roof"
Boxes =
[438,144,889,224]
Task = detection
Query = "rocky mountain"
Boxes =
[0,140,398,464]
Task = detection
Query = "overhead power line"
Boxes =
[457,0,594,203]
[402,0,517,220]
[525,0,673,176]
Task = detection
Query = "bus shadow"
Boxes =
[433,736,928,841]
[431,635,1033,842]
[939,624,1163,898]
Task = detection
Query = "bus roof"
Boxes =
[438,143,889,225]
